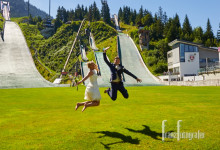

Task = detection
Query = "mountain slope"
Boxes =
[8,0,48,18]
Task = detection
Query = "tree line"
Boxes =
[54,0,112,31]
[118,6,217,47]
[50,1,218,75]
[54,1,217,47]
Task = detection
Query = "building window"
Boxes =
[189,45,193,52]
[180,44,185,62]
[174,67,180,73]
[185,44,189,52]
[194,46,198,52]
[168,52,172,58]
[209,58,219,62]
[180,43,198,62]
[200,59,206,63]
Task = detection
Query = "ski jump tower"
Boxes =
[1,1,10,20]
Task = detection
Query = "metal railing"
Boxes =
[199,62,220,74]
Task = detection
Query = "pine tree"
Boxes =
[118,7,123,22]
[88,6,93,22]
[93,2,100,21]
[204,18,215,46]
[101,0,111,25]
[85,7,88,16]
[54,18,62,32]
[75,4,82,20]
[136,6,143,25]
[166,18,181,42]
[204,19,214,40]
[56,6,62,20]
[193,27,203,44]
[141,12,153,26]
[182,15,193,41]
[132,9,137,25]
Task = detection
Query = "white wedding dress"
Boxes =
[84,70,101,101]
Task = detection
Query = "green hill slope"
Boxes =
[16,19,117,83]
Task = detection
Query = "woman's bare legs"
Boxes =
[75,101,91,110]
[82,101,100,112]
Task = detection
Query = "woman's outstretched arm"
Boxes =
[76,71,94,85]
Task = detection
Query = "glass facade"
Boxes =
[180,44,185,62]
[200,58,219,63]
[180,43,198,62]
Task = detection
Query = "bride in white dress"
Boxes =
[75,61,101,112]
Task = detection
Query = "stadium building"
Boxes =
[160,39,219,81]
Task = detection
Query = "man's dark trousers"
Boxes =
[108,82,128,101]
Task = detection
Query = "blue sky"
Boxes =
[25,0,220,37]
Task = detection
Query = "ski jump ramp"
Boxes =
[80,45,88,61]
[81,52,110,87]
[94,52,111,87]
[118,33,160,86]
[89,33,98,51]
[82,32,160,87]
[1,1,10,21]
[113,14,120,31]
[0,21,67,89]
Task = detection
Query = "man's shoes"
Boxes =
[104,88,110,93]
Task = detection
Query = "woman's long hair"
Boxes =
[87,61,99,72]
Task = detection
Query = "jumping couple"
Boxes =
[75,47,142,112]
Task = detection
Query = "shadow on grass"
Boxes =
[125,125,174,141]
[94,131,140,149]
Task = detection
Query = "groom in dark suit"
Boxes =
[103,47,142,101]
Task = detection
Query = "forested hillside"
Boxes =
[15,0,219,78]
[118,6,219,75]
[15,14,117,83]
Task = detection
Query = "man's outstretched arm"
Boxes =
[103,47,111,67]
[123,68,142,83]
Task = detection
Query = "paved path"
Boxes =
[0,21,65,89]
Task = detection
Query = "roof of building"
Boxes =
[168,39,203,47]
[168,39,218,52]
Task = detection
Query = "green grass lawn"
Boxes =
[0,86,219,149]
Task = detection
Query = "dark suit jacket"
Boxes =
[103,52,137,82]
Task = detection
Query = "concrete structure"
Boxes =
[113,14,120,31]
[1,1,10,20]
[0,21,68,88]
[162,39,219,81]
[138,28,150,50]
[118,33,160,86]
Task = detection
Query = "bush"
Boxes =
[146,56,158,66]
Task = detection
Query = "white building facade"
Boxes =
[163,39,219,81]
